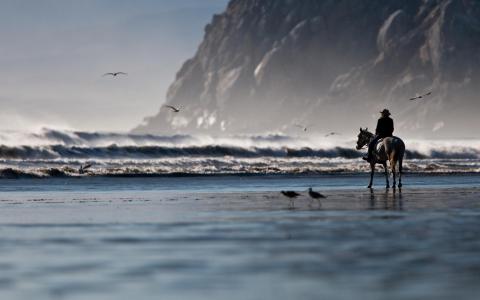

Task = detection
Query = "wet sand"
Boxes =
[0,184,479,299]
[0,186,479,223]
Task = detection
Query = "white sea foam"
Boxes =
[0,129,478,176]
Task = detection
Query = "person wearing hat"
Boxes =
[363,109,394,162]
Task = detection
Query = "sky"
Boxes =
[0,0,229,132]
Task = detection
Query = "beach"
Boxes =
[0,174,479,300]
[1,0,479,299]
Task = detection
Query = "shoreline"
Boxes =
[1,169,480,179]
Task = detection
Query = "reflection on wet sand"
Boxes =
[369,187,403,210]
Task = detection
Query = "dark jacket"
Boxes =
[375,116,394,137]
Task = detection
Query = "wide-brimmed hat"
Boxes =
[380,109,391,116]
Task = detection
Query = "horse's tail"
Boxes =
[396,138,405,187]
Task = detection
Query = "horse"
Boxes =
[356,128,405,188]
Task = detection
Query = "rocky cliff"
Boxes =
[133,0,480,138]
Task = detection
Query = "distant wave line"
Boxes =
[0,144,478,160]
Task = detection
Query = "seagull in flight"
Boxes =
[409,91,432,101]
[103,72,128,77]
[78,163,92,174]
[325,132,340,137]
[163,105,180,113]
[294,124,310,132]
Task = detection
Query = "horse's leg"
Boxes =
[391,159,396,188]
[382,161,389,188]
[398,156,403,188]
[368,163,374,188]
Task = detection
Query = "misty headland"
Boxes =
[134,0,480,139]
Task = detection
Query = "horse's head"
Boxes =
[356,127,372,150]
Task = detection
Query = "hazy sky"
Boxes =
[0,0,228,132]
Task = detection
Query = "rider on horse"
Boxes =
[363,109,394,162]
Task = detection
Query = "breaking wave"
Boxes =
[0,144,364,160]
[0,144,478,160]
[0,128,478,177]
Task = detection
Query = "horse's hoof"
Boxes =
[398,183,402,188]
[386,185,390,189]
[367,185,372,188]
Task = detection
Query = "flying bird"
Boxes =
[325,132,340,137]
[103,72,127,77]
[163,105,180,113]
[281,190,301,208]
[78,163,92,174]
[409,91,432,101]
[294,124,309,132]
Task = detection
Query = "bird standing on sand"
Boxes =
[308,187,326,206]
[409,91,432,101]
[281,190,301,208]
[163,105,180,113]
[308,187,326,199]
[103,72,127,77]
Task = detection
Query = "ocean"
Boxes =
[0,128,479,177]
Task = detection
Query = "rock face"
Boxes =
[133,0,480,138]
